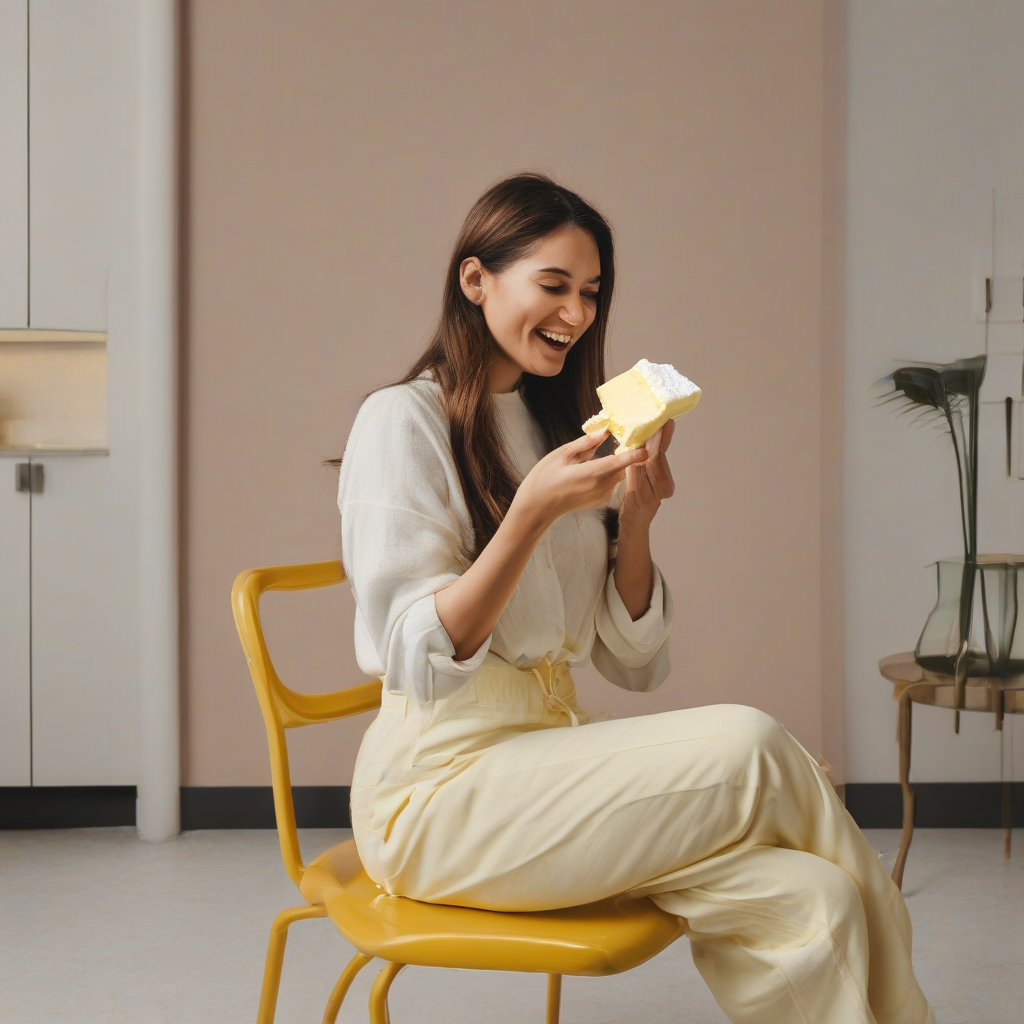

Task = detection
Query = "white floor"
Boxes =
[0,828,1020,1024]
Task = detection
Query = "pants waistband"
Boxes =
[380,656,579,725]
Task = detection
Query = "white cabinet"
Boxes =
[29,1,121,331]
[1,0,120,332]
[0,0,28,328]
[0,2,142,790]
[0,462,31,785]
[0,455,136,786]
[31,456,137,784]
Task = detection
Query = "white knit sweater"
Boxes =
[337,377,673,704]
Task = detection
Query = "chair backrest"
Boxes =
[231,560,382,887]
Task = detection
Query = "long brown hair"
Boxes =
[397,172,614,556]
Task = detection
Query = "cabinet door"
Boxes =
[30,457,137,785]
[0,0,28,327]
[29,0,119,331]
[0,460,31,785]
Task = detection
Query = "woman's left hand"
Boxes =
[620,418,676,530]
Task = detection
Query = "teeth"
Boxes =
[538,329,572,344]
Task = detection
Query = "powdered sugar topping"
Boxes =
[634,359,700,403]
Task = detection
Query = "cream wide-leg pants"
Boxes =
[350,655,934,1024]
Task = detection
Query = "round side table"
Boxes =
[878,652,1024,890]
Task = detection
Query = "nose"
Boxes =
[560,294,587,327]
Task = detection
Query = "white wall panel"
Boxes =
[30,456,137,785]
[29,0,118,330]
[845,0,1024,782]
[0,0,28,327]
[0,459,31,785]
[26,0,142,787]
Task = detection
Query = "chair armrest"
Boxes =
[277,679,383,728]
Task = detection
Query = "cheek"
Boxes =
[521,297,559,333]
[492,286,540,334]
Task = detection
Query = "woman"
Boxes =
[337,173,933,1024]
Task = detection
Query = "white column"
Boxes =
[136,0,179,841]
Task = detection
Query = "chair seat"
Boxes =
[300,840,685,976]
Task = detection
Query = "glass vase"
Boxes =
[915,556,1024,678]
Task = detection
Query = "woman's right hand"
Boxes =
[436,430,645,661]
[513,429,649,528]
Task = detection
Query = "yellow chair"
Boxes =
[232,560,686,1024]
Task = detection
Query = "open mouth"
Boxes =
[535,328,572,352]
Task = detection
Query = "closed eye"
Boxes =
[540,284,600,300]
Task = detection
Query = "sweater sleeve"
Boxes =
[591,564,673,692]
[338,383,491,704]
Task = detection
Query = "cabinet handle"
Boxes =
[15,463,44,494]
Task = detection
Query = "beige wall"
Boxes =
[183,0,840,786]
[820,0,847,782]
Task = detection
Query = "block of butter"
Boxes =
[582,359,701,451]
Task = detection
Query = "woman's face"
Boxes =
[460,225,601,393]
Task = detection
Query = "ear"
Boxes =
[459,256,485,306]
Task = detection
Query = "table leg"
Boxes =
[999,691,1011,859]
[1002,780,1012,859]
[892,691,915,891]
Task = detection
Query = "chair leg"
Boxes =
[545,973,562,1024]
[256,904,328,1024]
[322,952,373,1024]
[368,961,405,1024]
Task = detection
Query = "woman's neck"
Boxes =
[488,351,523,394]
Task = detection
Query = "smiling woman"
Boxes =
[458,223,602,393]
[387,173,617,557]
[335,173,935,1024]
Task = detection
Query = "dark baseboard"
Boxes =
[0,786,136,828]
[0,785,350,830]
[180,786,351,829]
[4,783,1021,831]
[845,782,1024,829]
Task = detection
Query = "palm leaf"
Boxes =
[873,355,986,707]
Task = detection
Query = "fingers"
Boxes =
[566,428,609,462]
[626,461,657,498]
[646,448,668,486]
[644,427,663,459]
[654,459,675,499]
[660,418,676,453]
[601,445,648,477]
[654,454,676,499]
[643,445,674,492]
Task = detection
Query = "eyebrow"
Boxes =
[536,267,601,284]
